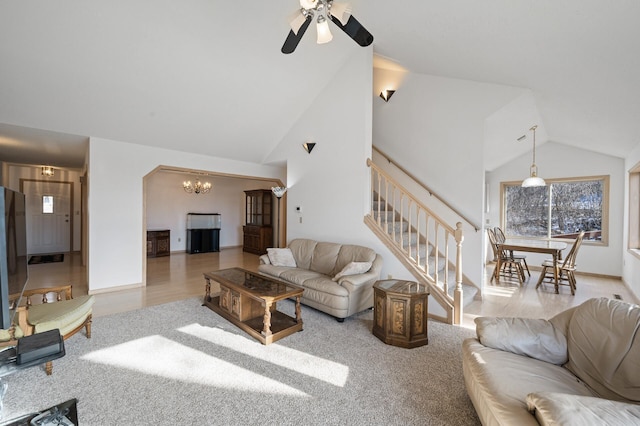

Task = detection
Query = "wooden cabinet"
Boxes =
[243,190,273,255]
[372,279,429,348]
[147,230,170,257]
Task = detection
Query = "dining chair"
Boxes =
[494,227,530,277]
[487,229,526,284]
[535,231,585,295]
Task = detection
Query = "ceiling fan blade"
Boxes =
[281,15,312,54]
[329,14,373,47]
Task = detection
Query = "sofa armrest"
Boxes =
[527,392,640,425]
[337,254,383,291]
[338,271,379,290]
[475,317,568,365]
[259,254,271,265]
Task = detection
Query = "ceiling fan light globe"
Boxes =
[300,0,317,10]
[316,18,333,44]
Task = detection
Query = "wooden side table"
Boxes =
[372,279,429,348]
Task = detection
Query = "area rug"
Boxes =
[0,298,480,425]
[27,254,64,265]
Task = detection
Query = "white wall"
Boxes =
[88,138,285,292]
[146,172,276,250]
[624,145,640,299]
[6,164,82,252]
[487,142,625,277]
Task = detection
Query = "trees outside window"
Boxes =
[502,176,608,242]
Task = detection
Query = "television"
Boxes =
[0,187,29,330]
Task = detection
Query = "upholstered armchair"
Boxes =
[2,285,94,375]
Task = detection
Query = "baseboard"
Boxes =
[88,282,143,295]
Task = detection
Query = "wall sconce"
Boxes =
[41,166,55,177]
[379,89,395,102]
[302,142,316,154]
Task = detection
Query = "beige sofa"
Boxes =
[462,297,640,425]
[258,238,383,321]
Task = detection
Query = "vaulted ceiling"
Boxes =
[1,1,639,170]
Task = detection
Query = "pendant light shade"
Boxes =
[522,125,546,187]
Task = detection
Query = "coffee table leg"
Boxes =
[204,277,211,303]
[262,302,273,337]
[295,295,302,324]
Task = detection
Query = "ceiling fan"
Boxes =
[281,0,374,54]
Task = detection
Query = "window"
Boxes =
[501,176,608,243]
[42,195,54,214]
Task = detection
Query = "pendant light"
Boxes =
[521,125,546,187]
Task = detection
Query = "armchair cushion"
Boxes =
[475,317,568,365]
[28,295,95,335]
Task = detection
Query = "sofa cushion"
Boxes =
[565,297,640,402]
[475,317,568,365]
[310,242,342,275]
[526,392,640,425]
[462,338,595,426]
[332,244,377,276]
[332,261,372,282]
[288,239,317,270]
[302,277,349,297]
[28,295,95,335]
[278,269,327,287]
[266,248,296,267]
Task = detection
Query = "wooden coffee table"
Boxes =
[203,268,303,345]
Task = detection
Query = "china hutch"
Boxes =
[242,189,273,255]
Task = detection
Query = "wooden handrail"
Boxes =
[373,146,481,232]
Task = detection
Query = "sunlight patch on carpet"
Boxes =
[179,323,349,387]
[81,335,309,397]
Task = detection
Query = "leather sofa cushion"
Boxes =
[527,392,640,425]
[309,242,341,276]
[279,269,326,287]
[28,295,95,335]
[288,239,317,270]
[302,277,348,297]
[332,244,377,276]
[475,317,568,365]
[463,338,594,426]
[565,297,640,402]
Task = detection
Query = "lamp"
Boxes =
[521,125,546,188]
[379,90,395,102]
[183,180,212,194]
[271,186,287,248]
[302,142,316,154]
[41,166,54,177]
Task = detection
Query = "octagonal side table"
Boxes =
[372,279,429,348]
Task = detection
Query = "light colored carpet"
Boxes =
[1,297,481,425]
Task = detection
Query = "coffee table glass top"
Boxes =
[209,268,301,297]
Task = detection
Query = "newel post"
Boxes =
[454,222,464,325]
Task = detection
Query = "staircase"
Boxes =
[365,158,479,325]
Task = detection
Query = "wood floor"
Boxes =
[24,248,638,328]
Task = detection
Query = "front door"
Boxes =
[23,180,72,255]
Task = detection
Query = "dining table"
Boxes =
[495,239,568,287]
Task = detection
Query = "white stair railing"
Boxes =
[365,158,464,324]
